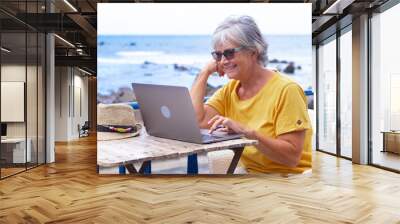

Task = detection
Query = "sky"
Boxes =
[98,3,311,35]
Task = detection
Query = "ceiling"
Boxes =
[0,0,99,74]
[0,0,393,75]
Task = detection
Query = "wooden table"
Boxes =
[1,138,32,165]
[97,129,258,174]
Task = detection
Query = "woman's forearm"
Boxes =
[190,70,210,123]
[248,130,302,168]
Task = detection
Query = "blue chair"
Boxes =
[128,101,140,110]
[304,89,314,96]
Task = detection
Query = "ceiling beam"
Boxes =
[55,55,96,73]
[66,13,97,37]
[323,0,356,14]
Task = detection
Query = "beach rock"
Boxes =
[97,87,135,104]
[206,83,221,97]
[191,73,222,97]
[173,64,201,75]
[283,62,295,74]
[173,64,189,71]
[144,61,156,65]
[97,91,119,104]
[269,58,279,63]
[141,61,156,68]
[116,87,135,103]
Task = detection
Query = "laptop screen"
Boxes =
[1,123,7,137]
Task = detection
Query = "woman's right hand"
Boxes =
[203,60,225,77]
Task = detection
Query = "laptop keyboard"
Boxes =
[201,133,224,141]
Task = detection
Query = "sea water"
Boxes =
[98,35,312,100]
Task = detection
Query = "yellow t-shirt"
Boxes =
[206,72,312,173]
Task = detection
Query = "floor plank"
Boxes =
[0,134,400,223]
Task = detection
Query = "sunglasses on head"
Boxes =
[211,46,244,61]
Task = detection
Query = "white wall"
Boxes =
[1,65,26,138]
[55,67,89,141]
[72,73,89,138]
[0,65,41,139]
[1,64,46,164]
[55,67,69,141]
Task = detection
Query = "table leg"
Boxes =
[139,161,151,174]
[187,154,198,174]
[124,164,136,174]
[227,147,244,174]
[125,161,152,174]
[382,133,386,152]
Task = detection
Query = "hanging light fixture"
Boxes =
[63,0,78,12]
[1,47,11,53]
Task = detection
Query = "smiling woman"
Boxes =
[190,15,313,174]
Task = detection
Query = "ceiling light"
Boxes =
[323,0,355,15]
[54,34,75,48]
[1,47,11,53]
[76,48,85,55]
[63,0,78,12]
[78,67,92,76]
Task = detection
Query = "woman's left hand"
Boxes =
[207,115,255,139]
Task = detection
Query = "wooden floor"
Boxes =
[373,151,400,171]
[1,135,400,223]
[1,163,44,178]
[0,167,26,177]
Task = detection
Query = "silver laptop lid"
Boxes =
[132,83,203,143]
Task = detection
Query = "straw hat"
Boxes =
[97,103,141,141]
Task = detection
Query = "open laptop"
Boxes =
[131,83,243,144]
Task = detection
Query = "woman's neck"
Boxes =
[240,66,273,91]
[235,65,275,100]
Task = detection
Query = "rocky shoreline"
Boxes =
[98,87,135,104]
[97,82,220,104]
[98,59,312,107]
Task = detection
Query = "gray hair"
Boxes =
[212,15,268,66]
